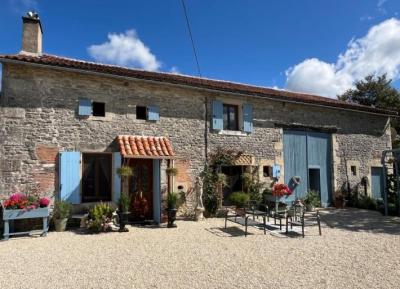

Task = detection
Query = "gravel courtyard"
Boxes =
[0,209,399,289]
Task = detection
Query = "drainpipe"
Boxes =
[204,95,209,164]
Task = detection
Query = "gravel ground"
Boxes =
[0,209,399,289]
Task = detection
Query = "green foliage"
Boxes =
[53,200,72,220]
[87,203,114,233]
[208,147,243,171]
[167,192,178,209]
[166,167,178,176]
[303,191,321,207]
[118,193,130,212]
[117,165,133,177]
[229,191,250,208]
[201,147,243,216]
[356,195,378,211]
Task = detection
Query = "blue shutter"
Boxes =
[113,152,122,202]
[212,100,223,130]
[78,99,92,116]
[147,105,160,121]
[243,103,253,133]
[59,151,81,204]
[371,167,383,199]
[272,165,281,179]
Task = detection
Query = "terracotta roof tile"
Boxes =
[117,135,174,158]
[0,53,397,116]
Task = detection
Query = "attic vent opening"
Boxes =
[92,102,105,117]
[136,106,147,120]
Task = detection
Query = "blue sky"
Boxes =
[1,0,400,98]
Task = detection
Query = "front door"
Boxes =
[129,159,153,221]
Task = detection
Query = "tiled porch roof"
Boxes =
[117,135,174,159]
[233,154,255,166]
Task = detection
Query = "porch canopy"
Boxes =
[117,135,175,159]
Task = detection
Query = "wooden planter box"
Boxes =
[2,207,50,240]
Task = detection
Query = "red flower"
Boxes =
[272,183,292,197]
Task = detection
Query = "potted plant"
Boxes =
[2,193,51,240]
[167,192,179,228]
[334,190,344,208]
[117,192,130,232]
[117,165,133,177]
[303,190,321,211]
[228,191,250,209]
[166,167,178,176]
[53,200,72,232]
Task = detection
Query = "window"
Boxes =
[92,102,105,117]
[82,153,112,202]
[223,104,239,131]
[263,166,272,178]
[351,165,357,176]
[136,106,147,120]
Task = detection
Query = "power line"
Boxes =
[180,0,202,78]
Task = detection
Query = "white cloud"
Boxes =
[169,66,180,74]
[8,0,38,13]
[88,30,161,71]
[285,18,400,98]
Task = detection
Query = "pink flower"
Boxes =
[39,197,50,207]
[10,193,25,202]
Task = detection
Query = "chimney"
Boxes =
[21,11,43,55]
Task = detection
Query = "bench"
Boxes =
[224,208,266,237]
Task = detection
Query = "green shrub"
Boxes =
[229,191,250,208]
[87,203,114,233]
[357,195,377,210]
[118,193,130,212]
[53,200,72,219]
[304,191,321,207]
[167,192,178,209]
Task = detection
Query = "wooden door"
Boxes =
[129,159,153,220]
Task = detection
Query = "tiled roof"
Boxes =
[117,135,174,158]
[0,53,397,116]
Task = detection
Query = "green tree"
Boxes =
[338,74,400,148]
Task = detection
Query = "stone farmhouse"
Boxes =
[0,13,396,223]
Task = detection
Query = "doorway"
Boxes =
[128,159,153,221]
[308,168,321,193]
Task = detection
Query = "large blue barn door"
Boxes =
[307,132,332,207]
[283,131,308,203]
[371,167,383,199]
[284,130,332,207]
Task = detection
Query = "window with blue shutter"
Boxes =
[243,103,253,133]
[59,151,81,204]
[113,152,122,202]
[212,100,223,130]
[147,105,160,121]
[78,99,92,116]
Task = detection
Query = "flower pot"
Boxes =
[167,208,177,228]
[54,218,68,232]
[118,211,130,232]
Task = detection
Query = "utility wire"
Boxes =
[180,0,202,78]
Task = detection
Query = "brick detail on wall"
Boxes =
[35,144,59,164]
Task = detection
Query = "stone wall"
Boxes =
[0,62,392,209]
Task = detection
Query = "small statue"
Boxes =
[195,176,205,221]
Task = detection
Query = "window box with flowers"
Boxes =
[1,193,51,240]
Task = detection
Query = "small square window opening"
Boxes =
[351,166,357,176]
[263,166,272,178]
[136,106,147,120]
[92,102,105,117]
